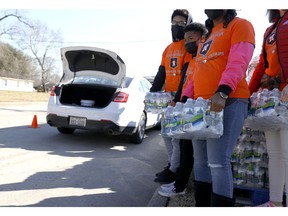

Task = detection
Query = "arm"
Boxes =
[216,42,255,95]
[211,42,254,112]
[248,52,265,94]
[173,61,189,103]
[181,76,194,100]
[150,65,166,92]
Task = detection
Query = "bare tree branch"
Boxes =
[0,10,33,40]
[14,19,63,92]
[0,13,33,28]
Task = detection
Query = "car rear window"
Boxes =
[124,77,132,88]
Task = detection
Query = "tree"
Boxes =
[0,10,32,39]
[13,19,63,92]
[0,42,36,79]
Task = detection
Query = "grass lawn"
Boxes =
[0,90,50,102]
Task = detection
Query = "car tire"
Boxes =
[130,112,146,144]
[57,127,76,134]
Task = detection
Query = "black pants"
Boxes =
[174,139,194,192]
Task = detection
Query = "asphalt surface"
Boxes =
[147,173,195,207]
[0,102,169,207]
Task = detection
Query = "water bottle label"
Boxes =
[191,114,204,126]
[261,101,276,111]
[183,123,192,130]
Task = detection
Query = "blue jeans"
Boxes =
[192,99,248,198]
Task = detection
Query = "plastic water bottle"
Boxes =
[204,109,223,138]
[275,100,288,117]
[265,88,280,115]
[149,93,158,114]
[154,92,163,113]
[237,165,247,186]
[182,98,195,134]
[268,88,280,103]
[158,92,172,111]
[250,92,259,109]
[255,89,269,117]
[252,142,264,163]
[144,93,152,112]
[231,144,241,164]
[248,92,259,117]
[204,110,223,126]
[192,97,207,127]
[254,168,265,188]
[164,92,172,106]
[171,102,184,137]
[161,105,174,137]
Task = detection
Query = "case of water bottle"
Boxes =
[144,92,172,114]
[161,97,224,139]
[231,128,269,189]
[245,88,288,130]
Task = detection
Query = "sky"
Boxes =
[1,0,287,79]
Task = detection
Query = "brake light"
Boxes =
[113,92,129,102]
[50,86,56,96]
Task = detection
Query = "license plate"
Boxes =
[69,116,87,127]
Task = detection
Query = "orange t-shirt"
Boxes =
[182,58,195,91]
[161,40,192,92]
[192,17,255,99]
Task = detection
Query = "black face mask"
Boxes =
[204,9,225,20]
[185,41,198,56]
[171,25,185,41]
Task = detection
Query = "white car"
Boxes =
[46,46,161,144]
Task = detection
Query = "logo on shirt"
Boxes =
[199,40,212,56]
[267,32,276,45]
[170,58,178,68]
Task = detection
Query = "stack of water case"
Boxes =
[232,88,288,206]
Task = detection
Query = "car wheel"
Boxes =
[130,112,146,144]
[57,127,75,134]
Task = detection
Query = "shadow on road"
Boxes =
[0,124,165,207]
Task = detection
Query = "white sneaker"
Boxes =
[160,181,175,189]
[158,185,186,197]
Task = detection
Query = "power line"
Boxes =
[0,35,162,44]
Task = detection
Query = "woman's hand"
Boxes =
[260,74,280,90]
[169,101,176,107]
[209,92,226,112]
[280,85,288,102]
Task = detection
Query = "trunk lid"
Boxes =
[60,46,126,87]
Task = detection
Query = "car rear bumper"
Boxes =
[46,114,136,135]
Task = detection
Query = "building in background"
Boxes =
[0,76,34,92]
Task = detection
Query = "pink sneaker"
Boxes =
[257,201,282,207]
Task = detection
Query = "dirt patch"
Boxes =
[0,90,50,102]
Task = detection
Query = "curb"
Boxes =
[147,186,169,207]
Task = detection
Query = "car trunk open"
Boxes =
[59,84,119,108]
[60,46,126,86]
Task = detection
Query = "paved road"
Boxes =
[0,102,167,207]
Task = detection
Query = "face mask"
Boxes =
[171,25,185,41]
[204,9,225,20]
[185,41,198,55]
